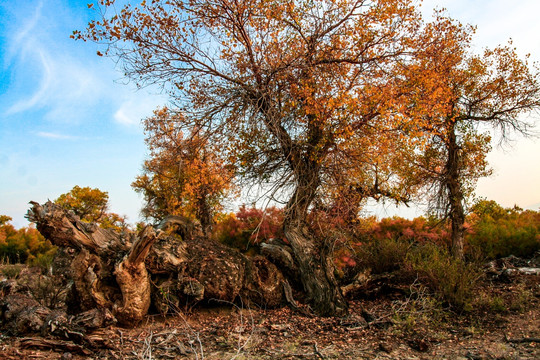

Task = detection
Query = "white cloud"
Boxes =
[114,95,165,127]
[2,1,168,129]
[6,49,53,114]
[36,131,77,140]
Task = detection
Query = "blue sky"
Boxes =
[1,0,539,228]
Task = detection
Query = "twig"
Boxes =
[140,331,153,360]
[117,329,124,346]
[506,337,540,344]
[313,342,326,359]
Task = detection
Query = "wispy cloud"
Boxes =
[1,1,167,127]
[114,96,164,127]
[2,2,107,123]
[3,0,43,67]
[36,131,78,140]
[6,49,53,114]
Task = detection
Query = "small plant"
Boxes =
[17,270,70,309]
[0,263,25,279]
[489,296,507,313]
[392,281,446,333]
[356,237,411,274]
[509,284,535,312]
[404,243,482,312]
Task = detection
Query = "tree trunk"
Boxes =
[283,222,349,316]
[25,201,285,328]
[282,178,349,317]
[446,127,465,259]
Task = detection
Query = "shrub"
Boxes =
[0,263,25,279]
[355,216,450,248]
[355,237,411,274]
[27,248,57,272]
[467,200,540,259]
[214,205,284,253]
[405,243,482,311]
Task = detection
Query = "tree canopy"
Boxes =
[56,185,129,231]
[132,107,235,233]
[399,15,540,257]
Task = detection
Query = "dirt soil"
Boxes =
[1,274,538,359]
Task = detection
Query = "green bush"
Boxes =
[405,243,482,311]
[27,248,57,271]
[355,237,411,274]
[467,201,540,259]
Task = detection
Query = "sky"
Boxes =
[1,0,539,228]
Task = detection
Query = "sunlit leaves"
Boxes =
[55,185,129,231]
[399,14,539,224]
[0,216,56,265]
[132,107,235,231]
[77,1,539,229]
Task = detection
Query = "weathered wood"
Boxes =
[114,226,159,323]
[27,201,129,257]
[25,201,285,329]
[19,337,92,355]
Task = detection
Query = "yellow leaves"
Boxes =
[133,109,235,223]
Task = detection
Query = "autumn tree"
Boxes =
[56,185,128,231]
[77,0,437,315]
[400,14,540,258]
[0,215,56,265]
[132,107,234,234]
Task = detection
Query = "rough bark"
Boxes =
[255,79,349,317]
[23,201,284,329]
[284,222,349,316]
[282,178,349,317]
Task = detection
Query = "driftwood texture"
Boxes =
[23,201,284,328]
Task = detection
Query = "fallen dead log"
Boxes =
[24,201,285,328]
[19,337,92,355]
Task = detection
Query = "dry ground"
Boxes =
[1,272,538,359]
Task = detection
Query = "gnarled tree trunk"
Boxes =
[282,173,348,317]
[25,201,284,328]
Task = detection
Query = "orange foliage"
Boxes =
[0,216,56,265]
[132,108,235,231]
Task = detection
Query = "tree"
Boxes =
[56,186,128,231]
[0,215,55,265]
[132,107,234,234]
[400,14,540,258]
[76,0,431,316]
